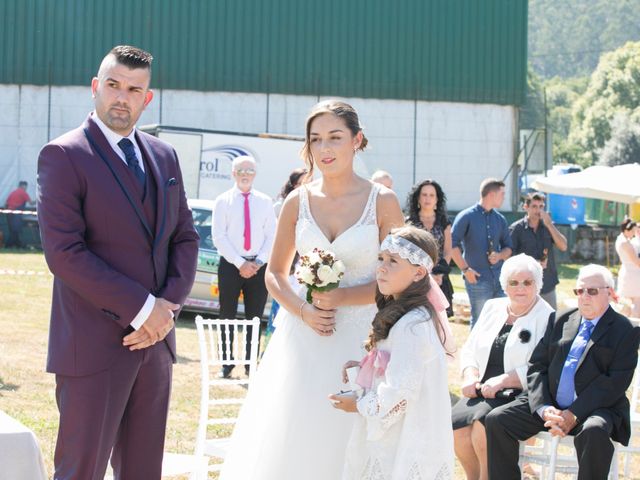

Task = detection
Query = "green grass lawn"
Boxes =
[0,251,200,478]
[1,251,637,479]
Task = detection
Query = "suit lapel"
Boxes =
[577,306,614,369]
[549,311,581,390]
[83,116,153,239]
[136,132,167,247]
[561,310,581,351]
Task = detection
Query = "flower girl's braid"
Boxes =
[365,226,446,351]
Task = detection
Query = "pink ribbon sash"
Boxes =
[355,276,455,392]
[428,274,457,359]
[355,348,390,390]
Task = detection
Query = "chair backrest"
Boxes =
[194,316,261,465]
[196,316,261,372]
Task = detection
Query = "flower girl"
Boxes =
[330,226,454,479]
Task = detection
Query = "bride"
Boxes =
[219,100,404,479]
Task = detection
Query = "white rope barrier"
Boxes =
[0,209,37,216]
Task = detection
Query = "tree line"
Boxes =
[527,0,640,168]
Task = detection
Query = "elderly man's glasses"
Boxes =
[573,287,609,296]
[507,279,534,287]
[235,168,256,175]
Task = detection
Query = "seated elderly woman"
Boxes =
[451,253,554,480]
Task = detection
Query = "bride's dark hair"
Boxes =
[365,226,449,352]
[300,100,368,180]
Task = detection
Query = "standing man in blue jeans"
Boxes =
[452,178,512,328]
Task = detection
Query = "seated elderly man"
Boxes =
[452,254,554,480]
[485,264,640,480]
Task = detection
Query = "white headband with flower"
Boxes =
[380,235,434,272]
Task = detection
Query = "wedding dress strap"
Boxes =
[298,185,312,222]
[359,182,380,227]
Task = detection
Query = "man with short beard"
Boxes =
[510,192,567,309]
[37,45,198,479]
[451,178,513,328]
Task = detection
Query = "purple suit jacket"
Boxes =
[38,114,199,376]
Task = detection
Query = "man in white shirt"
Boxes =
[213,155,276,377]
[485,264,640,479]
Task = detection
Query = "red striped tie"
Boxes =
[242,192,251,251]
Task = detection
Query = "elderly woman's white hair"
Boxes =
[499,253,544,293]
[578,263,615,288]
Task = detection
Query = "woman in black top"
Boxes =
[406,179,454,316]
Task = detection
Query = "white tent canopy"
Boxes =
[532,163,640,204]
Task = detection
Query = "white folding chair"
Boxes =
[194,316,261,473]
[107,453,208,480]
[520,430,620,479]
[160,453,208,479]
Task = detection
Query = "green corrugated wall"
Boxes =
[0,0,528,105]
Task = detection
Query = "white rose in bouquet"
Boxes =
[332,260,346,276]
[317,264,338,286]
[308,250,323,265]
[295,248,346,303]
[296,265,315,285]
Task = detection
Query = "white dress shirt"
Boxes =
[212,185,276,268]
[93,112,145,172]
[93,112,154,330]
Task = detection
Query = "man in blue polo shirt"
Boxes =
[452,178,513,328]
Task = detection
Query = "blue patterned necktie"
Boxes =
[556,320,595,409]
[118,138,145,188]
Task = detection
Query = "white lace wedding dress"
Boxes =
[219,183,381,480]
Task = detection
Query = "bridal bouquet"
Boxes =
[295,248,346,303]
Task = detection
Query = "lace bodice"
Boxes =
[296,183,380,288]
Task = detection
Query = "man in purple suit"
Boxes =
[37,45,199,479]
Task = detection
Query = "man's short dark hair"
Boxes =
[480,178,505,198]
[525,192,546,206]
[109,45,153,70]
[18,180,28,188]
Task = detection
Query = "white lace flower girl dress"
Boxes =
[343,307,454,480]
